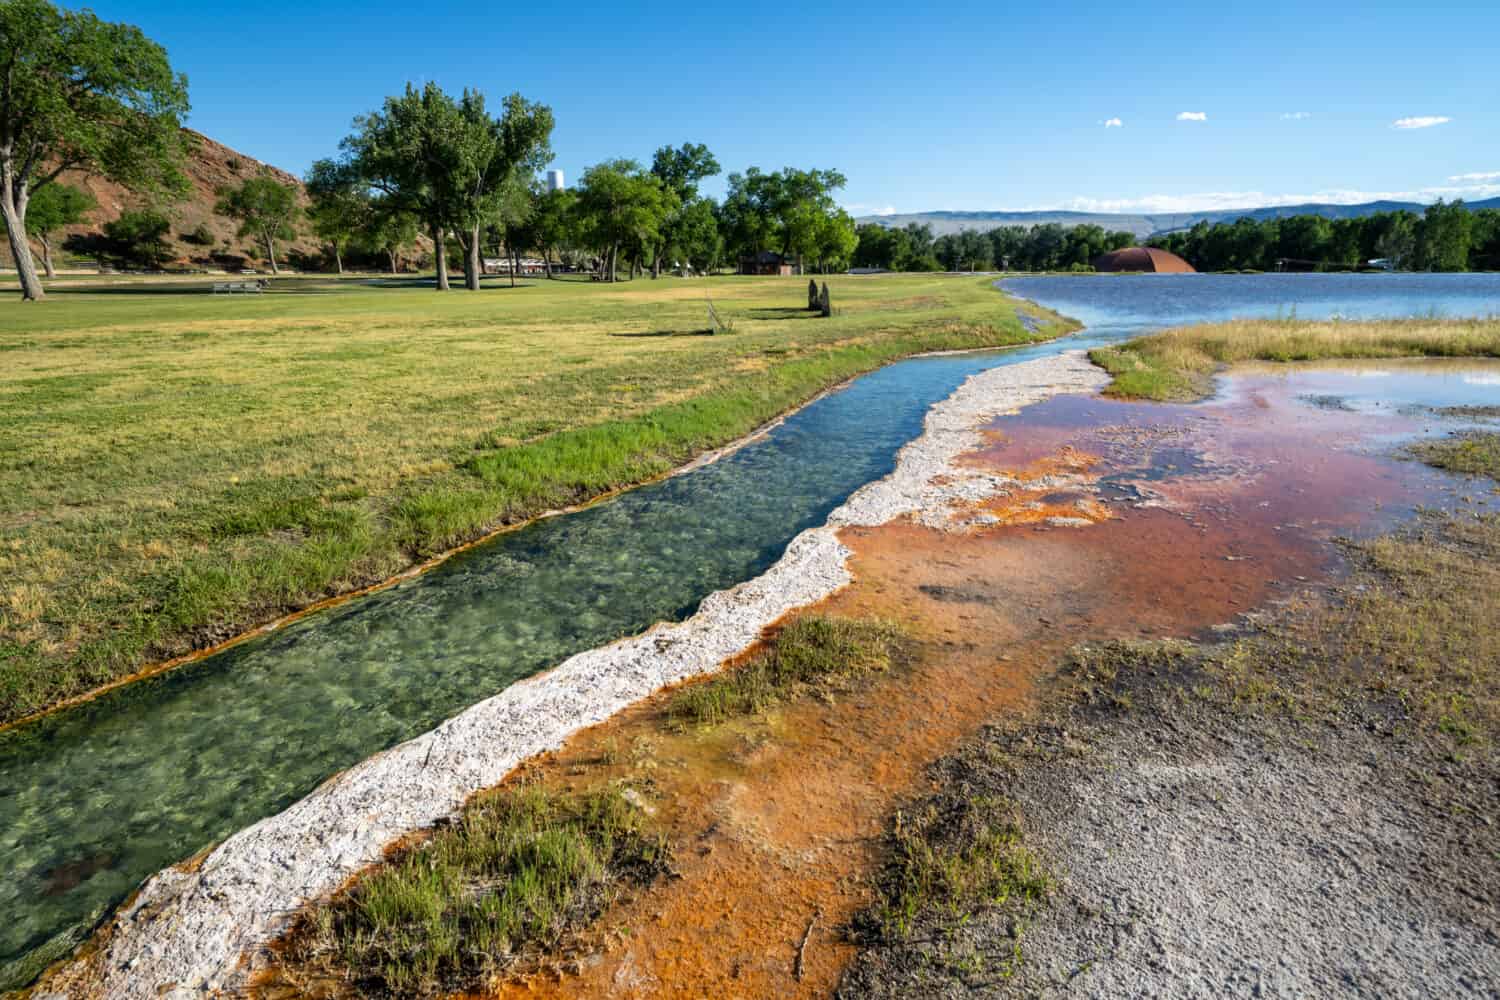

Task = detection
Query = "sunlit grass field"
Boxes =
[0,272,1068,724]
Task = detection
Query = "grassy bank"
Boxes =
[1408,431,1500,480]
[1089,317,1500,400]
[277,782,668,996]
[0,274,1067,725]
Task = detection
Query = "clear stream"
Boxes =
[3,273,1499,981]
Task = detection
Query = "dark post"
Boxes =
[808,278,819,310]
[819,282,831,317]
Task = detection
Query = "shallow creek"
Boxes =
[3,274,1499,983]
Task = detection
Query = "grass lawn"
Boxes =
[1090,317,1500,400]
[0,272,1069,725]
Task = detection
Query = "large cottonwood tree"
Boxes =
[0,0,188,300]
[343,83,466,290]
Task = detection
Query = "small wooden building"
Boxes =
[739,251,794,276]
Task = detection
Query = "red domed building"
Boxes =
[1092,247,1196,273]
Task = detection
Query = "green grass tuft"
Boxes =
[288,783,667,997]
[667,615,909,727]
[1407,431,1500,479]
[875,794,1050,945]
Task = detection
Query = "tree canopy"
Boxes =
[341,83,552,290]
[575,159,675,282]
[0,0,189,299]
[305,158,369,274]
[721,166,847,268]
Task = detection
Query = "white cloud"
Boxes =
[1280,111,1312,120]
[1393,116,1450,129]
[1059,179,1500,214]
[1450,171,1500,182]
[844,203,897,217]
[1176,111,1208,122]
[1101,117,1123,128]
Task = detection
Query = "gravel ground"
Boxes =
[841,657,1500,999]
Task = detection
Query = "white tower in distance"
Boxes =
[546,169,565,192]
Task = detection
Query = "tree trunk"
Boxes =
[266,234,280,275]
[38,235,56,279]
[510,245,519,288]
[388,248,398,274]
[544,249,554,279]
[334,245,344,276]
[433,223,449,290]
[609,243,618,282]
[2,193,43,301]
[464,224,481,291]
[651,252,661,279]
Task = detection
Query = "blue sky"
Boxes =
[88,0,1499,215]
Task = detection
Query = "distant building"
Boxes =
[1092,247,1195,273]
[546,169,565,192]
[739,250,794,276]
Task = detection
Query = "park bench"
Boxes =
[212,279,268,294]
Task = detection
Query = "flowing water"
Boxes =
[3,273,1499,981]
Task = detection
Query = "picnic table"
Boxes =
[212,279,269,294]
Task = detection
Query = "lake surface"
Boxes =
[3,272,1499,983]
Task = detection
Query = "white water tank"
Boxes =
[546,169,565,192]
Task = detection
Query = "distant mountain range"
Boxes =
[856,198,1500,240]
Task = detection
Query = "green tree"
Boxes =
[363,198,419,274]
[813,209,858,273]
[305,158,368,274]
[528,187,576,277]
[1276,215,1333,265]
[1470,209,1500,271]
[103,208,171,267]
[1370,212,1417,270]
[1416,199,1472,272]
[720,166,846,272]
[215,173,300,275]
[650,142,720,277]
[488,93,554,287]
[575,159,675,282]
[15,182,95,277]
[344,83,467,291]
[0,0,189,300]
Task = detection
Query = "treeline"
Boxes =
[1,1,858,297]
[303,87,858,287]
[1148,201,1500,273]
[852,222,1136,272]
